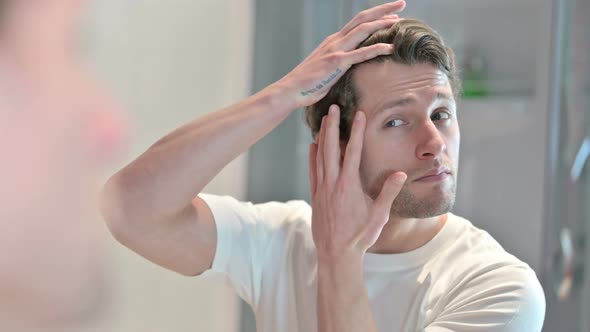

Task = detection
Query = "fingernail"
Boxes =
[329,105,338,115]
[355,111,364,121]
[397,173,408,184]
[396,173,407,183]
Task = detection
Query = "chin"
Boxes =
[390,187,456,219]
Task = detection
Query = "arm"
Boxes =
[100,1,406,277]
[100,85,294,276]
[317,253,377,331]
[309,106,407,331]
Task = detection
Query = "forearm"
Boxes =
[317,254,378,332]
[102,83,294,223]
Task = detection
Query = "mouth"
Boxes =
[414,167,452,183]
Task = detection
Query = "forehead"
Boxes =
[352,61,453,115]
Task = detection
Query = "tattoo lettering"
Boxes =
[300,68,343,96]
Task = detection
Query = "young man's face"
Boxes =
[350,61,460,218]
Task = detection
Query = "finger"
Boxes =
[340,1,406,36]
[308,143,318,196]
[338,17,401,51]
[342,110,366,178]
[323,105,341,184]
[316,115,327,184]
[307,14,398,62]
[373,172,407,224]
[343,43,394,66]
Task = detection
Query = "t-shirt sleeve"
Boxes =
[423,265,546,332]
[195,193,309,310]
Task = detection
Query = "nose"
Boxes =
[415,121,445,160]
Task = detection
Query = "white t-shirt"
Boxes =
[197,193,546,332]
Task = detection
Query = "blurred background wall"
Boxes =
[74,1,254,331]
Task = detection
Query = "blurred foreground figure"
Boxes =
[0,0,128,329]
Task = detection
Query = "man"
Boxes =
[101,1,546,331]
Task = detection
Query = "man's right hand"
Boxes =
[272,1,405,110]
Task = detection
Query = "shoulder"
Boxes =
[427,263,545,331]
[428,214,546,331]
[439,213,538,285]
[443,213,523,264]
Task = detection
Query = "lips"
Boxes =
[414,166,452,182]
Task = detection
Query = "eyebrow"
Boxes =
[375,92,454,117]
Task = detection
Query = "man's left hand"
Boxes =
[308,104,407,263]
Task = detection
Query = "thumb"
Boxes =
[373,172,407,219]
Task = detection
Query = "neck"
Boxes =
[367,213,448,255]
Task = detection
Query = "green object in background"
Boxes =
[461,45,489,98]
[463,78,489,98]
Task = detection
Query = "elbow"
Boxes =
[99,174,133,244]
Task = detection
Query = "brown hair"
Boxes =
[303,18,460,141]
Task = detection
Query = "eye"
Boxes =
[431,110,451,121]
[385,119,407,128]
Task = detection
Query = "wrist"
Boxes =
[317,250,365,274]
[317,251,366,301]
[260,79,302,111]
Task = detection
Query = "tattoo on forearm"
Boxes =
[300,68,343,96]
